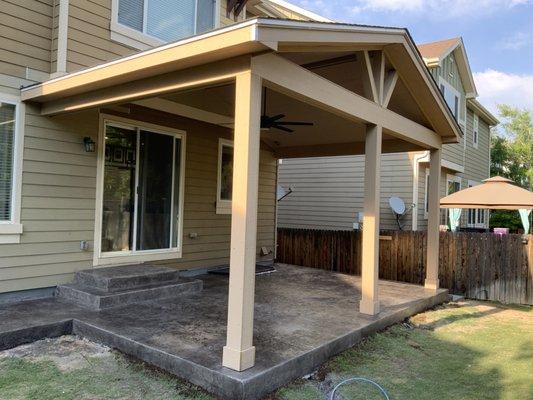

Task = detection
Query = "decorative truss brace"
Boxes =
[361,50,398,108]
[227,0,249,18]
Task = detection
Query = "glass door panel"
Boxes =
[136,130,174,251]
[101,125,137,252]
[101,123,183,256]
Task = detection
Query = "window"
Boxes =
[473,113,479,148]
[445,175,461,226]
[467,181,487,228]
[439,77,466,132]
[95,117,185,265]
[0,94,24,242]
[447,175,461,195]
[216,138,233,214]
[113,0,216,48]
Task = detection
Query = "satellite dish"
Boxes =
[389,197,406,215]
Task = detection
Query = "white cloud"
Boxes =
[497,31,533,50]
[474,69,533,115]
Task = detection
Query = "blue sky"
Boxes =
[290,0,533,114]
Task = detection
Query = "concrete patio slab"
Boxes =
[0,264,447,399]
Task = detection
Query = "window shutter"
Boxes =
[0,103,15,221]
[147,0,195,42]
[196,0,215,34]
[118,0,144,31]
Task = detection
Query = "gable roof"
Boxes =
[417,37,477,98]
[21,18,462,143]
[418,37,461,61]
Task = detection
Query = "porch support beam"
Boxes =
[251,53,441,149]
[425,148,442,290]
[359,124,382,316]
[40,57,251,116]
[222,71,262,372]
[275,139,424,158]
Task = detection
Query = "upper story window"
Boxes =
[473,113,479,148]
[113,0,217,49]
[439,77,466,132]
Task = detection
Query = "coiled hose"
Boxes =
[329,377,390,400]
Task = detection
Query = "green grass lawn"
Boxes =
[275,301,533,400]
[0,300,531,400]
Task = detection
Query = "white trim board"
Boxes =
[0,92,25,243]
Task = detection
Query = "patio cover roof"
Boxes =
[440,176,533,210]
[20,18,462,146]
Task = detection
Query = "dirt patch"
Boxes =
[0,335,111,372]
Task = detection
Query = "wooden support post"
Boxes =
[425,148,442,290]
[359,124,382,315]
[222,71,262,371]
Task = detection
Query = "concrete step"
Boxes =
[75,265,182,292]
[56,278,203,311]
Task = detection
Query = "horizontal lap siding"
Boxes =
[0,105,99,293]
[0,0,53,79]
[0,106,277,293]
[66,0,138,72]
[277,153,414,231]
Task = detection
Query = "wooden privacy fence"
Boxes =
[276,228,533,305]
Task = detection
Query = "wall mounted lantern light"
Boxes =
[83,137,96,152]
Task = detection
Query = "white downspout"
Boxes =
[412,150,430,231]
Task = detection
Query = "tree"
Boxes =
[489,105,533,232]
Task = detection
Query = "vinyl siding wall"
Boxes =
[429,52,466,168]
[416,106,491,230]
[0,106,276,293]
[0,0,53,91]
[64,0,246,73]
[277,153,415,231]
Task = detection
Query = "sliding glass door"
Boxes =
[101,122,183,256]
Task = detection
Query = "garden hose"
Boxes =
[329,377,390,400]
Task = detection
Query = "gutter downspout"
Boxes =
[412,151,430,230]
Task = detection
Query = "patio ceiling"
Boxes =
[21,18,462,157]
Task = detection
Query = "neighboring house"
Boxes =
[278,37,499,231]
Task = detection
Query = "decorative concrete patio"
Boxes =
[0,264,447,399]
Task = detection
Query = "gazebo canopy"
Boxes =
[440,176,533,210]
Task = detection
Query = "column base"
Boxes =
[222,345,255,371]
[424,279,440,291]
[359,298,380,315]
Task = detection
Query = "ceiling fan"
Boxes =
[261,88,314,133]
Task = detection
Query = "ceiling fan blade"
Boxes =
[262,114,286,125]
[272,125,294,133]
[277,121,314,126]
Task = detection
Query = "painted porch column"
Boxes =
[359,124,382,316]
[222,71,262,371]
[425,148,442,290]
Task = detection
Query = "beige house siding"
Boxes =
[416,106,491,230]
[429,52,466,168]
[277,153,415,231]
[0,106,276,293]
[0,0,53,86]
[65,0,137,73]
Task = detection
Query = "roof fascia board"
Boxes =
[21,19,262,101]
[467,99,499,126]
[264,0,332,22]
[40,56,251,115]
[251,52,442,149]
